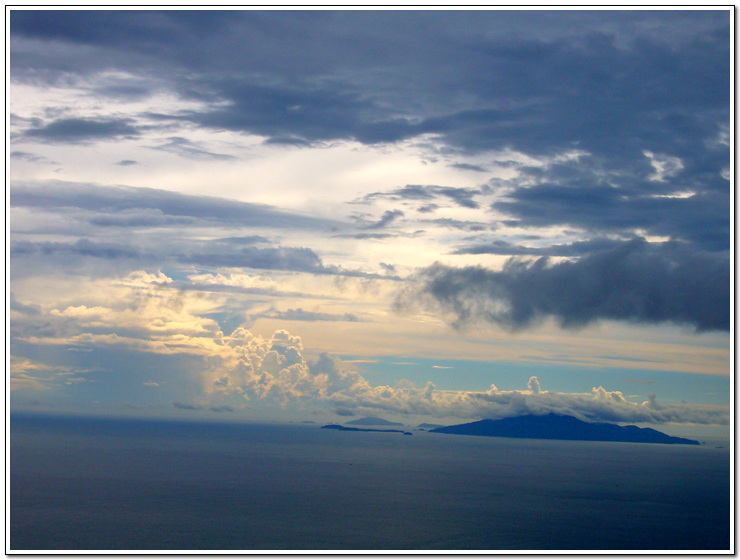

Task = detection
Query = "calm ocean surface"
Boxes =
[9,414,730,551]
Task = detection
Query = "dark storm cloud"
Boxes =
[11,180,341,231]
[399,238,729,332]
[11,11,728,160]
[189,14,722,176]
[11,12,729,235]
[168,82,416,146]
[10,10,280,73]
[23,117,140,143]
[493,161,730,252]
[93,79,155,101]
[361,185,483,209]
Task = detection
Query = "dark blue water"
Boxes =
[9,414,730,551]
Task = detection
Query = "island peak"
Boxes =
[430,413,699,445]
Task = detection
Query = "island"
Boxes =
[417,423,445,430]
[430,413,699,445]
[344,416,404,427]
[322,424,413,435]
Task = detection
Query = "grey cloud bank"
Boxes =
[22,117,140,143]
[9,180,357,278]
[11,11,728,160]
[11,238,333,276]
[401,238,729,332]
[493,159,729,253]
[11,181,340,231]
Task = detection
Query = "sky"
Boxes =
[7,9,732,436]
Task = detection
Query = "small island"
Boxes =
[322,424,413,435]
[430,413,699,445]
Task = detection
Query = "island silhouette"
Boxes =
[321,424,413,435]
[430,413,699,445]
[344,417,404,427]
[417,423,445,430]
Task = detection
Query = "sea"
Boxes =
[8,413,731,552]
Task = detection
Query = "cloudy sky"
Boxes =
[8,9,732,435]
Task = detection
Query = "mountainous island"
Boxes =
[430,413,699,445]
[417,423,446,430]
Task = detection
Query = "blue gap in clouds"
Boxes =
[341,356,730,407]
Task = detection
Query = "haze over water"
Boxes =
[10,414,730,551]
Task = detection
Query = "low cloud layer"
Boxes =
[399,238,729,332]
[208,333,729,426]
[204,329,729,426]
[9,270,727,426]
